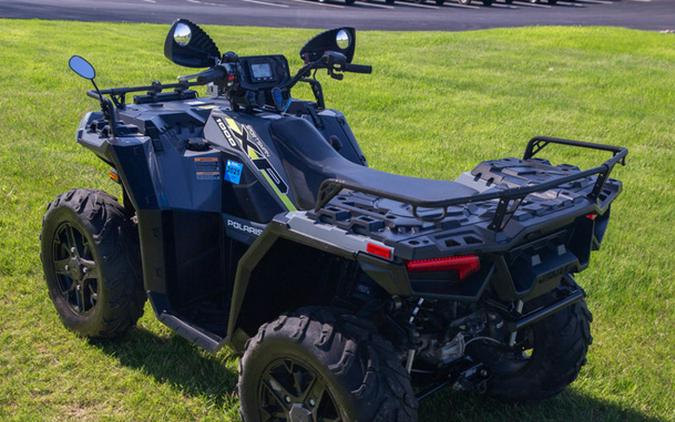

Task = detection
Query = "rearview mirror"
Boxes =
[164,19,221,68]
[300,27,356,64]
[68,55,96,80]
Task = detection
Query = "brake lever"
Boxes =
[327,66,344,81]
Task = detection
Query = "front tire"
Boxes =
[484,280,593,401]
[40,189,146,338]
[238,307,418,422]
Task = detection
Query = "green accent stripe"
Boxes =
[261,171,297,211]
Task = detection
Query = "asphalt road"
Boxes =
[1,0,673,31]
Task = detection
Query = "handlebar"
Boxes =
[179,66,227,85]
[284,53,372,92]
[83,53,370,114]
[195,67,226,84]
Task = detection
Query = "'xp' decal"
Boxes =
[213,115,296,211]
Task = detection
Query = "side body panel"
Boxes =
[76,98,370,350]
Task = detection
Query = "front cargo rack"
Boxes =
[314,136,628,232]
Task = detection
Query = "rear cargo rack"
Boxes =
[315,136,627,232]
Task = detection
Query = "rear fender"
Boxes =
[225,212,414,351]
[226,216,355,351]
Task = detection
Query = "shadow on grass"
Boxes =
[93,327,657,421]
[420,388,661,422]
[92,326,237,408]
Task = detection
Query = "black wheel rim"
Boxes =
[51,222,100,315]
[258,358,342,422]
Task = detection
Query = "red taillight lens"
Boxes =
[585,213,598,221]
[406,255,480,281]
[366,242,393,260]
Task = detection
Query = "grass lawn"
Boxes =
[0,18,673,421]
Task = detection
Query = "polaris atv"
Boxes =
[41,20,627,421]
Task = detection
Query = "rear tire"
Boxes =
[484,280,593,401]
[238,307,418,422]
[40,189,145,338]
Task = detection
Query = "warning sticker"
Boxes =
[194,156,220,180]
[193,157,219,162]
[224,160,244,185]
[196,171,220,180]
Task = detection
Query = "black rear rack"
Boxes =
[314,136,628,232]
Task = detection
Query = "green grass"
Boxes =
[0,19,673,421]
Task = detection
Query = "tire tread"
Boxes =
[41,189,145,338]
[239,307,417,421]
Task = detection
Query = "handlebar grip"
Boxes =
[87,89,101,100]
[196,67,226,84]
[343,63,372,74]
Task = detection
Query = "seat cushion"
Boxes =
[270,117,477,210]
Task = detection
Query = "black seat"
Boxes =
[270,117,477,210]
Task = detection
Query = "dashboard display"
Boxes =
[250,63,273,81]
[238,56,290,96]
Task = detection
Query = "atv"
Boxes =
[41,20,627,421]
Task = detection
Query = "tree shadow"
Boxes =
[93,328,660,421]
[91,326,238,408]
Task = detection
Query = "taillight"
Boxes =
[585,212,598,221]
[366,242,393,260]
[406,255,480,281]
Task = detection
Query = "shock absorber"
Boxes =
[405,298,425,373]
